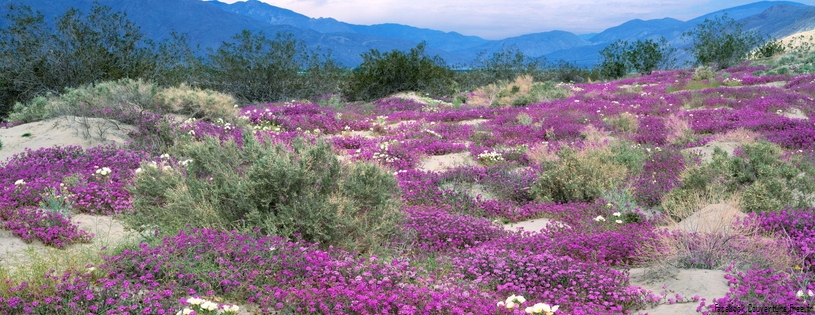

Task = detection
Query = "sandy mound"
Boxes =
[503,218,568,233]
[630,268,729,315]
[418,152,478,172]
[780,29,815,48]
[668,203,746,234]
[682,140,742,163]
[0,116,134,165]
[390,91,452,107]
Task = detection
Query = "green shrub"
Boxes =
[532,148,628,203]
[128,134,402,253]
[663,142,815,214]
[683,13,762,69]
[345,42,455,101]
[752,38,786,59]
[200,30,344,103]
[691,66,716,81]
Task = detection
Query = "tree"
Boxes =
[598,40,630,79]
[200,30,343,103]
[683,13,762,69]
[0,2,155,117]
[627,37,676,75]
[344,42,455,101]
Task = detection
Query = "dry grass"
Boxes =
[637,197,796,274]
[155,84,238,121]
[661,182,740,222]
[711,128,761,144]
[665,114,690,144]
[580,124,613,149]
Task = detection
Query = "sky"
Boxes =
[215,0,815,39]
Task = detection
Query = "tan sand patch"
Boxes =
[629,268,729,315]
[0,116,134,165]
[418,152,478,172]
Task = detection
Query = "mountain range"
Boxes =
[0,0,813,67]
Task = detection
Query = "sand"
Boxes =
[0,116,134,165]
[418,152,478,172]
[630,268,730,315]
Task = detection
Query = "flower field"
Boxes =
[1,64,814,314]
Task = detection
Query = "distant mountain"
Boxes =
[1,0,813,67]
[587,18,684,43]
[207,0,354,33]
[456,31,589,61]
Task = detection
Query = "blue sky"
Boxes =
[216,0,815,39]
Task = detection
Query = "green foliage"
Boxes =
[691,66,716,81]
[683,13,762,69]
[627,37,676,74]
[6,78,240,124]
[752,38,786,59]
[345,42,455,101]
[532,148,628,203]
[0,3,156,117]
[666,142,815,213]
[599,37,675,79]
[459,45,545,89]
[201,30,344,103]
[128,134,402,253]
[599,40,630,79]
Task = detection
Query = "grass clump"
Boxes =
[154,84,237,121]
[128,134,402,254]
[532,147,628,203]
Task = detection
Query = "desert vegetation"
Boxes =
[1,3,814,315]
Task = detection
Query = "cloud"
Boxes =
[216,0,815,39]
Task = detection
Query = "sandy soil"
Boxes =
[456,119,490,125]
[780,29,815,48]
[1,213,138,269]
[503,218,568,233]
[418,152,478,172]
[630,268,730,315]
[0,116,133,165]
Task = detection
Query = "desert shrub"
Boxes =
[691,66,716,81]
[683,13,762,69]
[751,38,786,59]
[598,40,630,79]
[608,141,648,176]
[200,30,344,104]
[345,42,455,101]
[532,148,628,203]
[664,142,815,214]
[457,45,544,89]
[605,112,638,133]
[154,84,237,121]
[6,78,160,123]
[0,3,157,118]
[128,134,402,253]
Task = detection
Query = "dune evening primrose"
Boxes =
[612,212,621,217]
[525,303,559,314]
[594,215,605,222]
[14,179,25,186]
